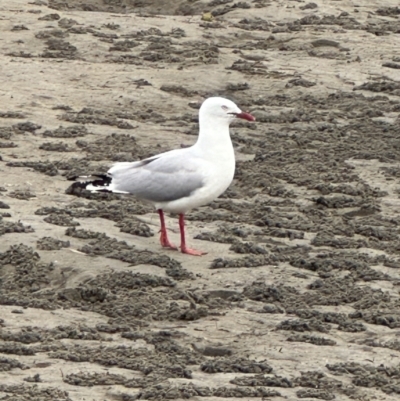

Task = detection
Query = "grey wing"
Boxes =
[109,150,205,202]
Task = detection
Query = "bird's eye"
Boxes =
[221,105,228,111]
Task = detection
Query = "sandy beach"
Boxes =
[1,1,400,400]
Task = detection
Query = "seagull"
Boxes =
[75,97,255,255]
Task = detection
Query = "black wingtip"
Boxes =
[91,174,112,187]
[67,174,112,184]
[66,173,112,193]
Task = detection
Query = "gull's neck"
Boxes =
[194,116,233,156]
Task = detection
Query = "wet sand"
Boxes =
[1,1,400,400]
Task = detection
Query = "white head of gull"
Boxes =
[83,96,255,255]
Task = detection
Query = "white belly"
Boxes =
[155,156,235,214]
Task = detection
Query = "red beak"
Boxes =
[236,112,256,121]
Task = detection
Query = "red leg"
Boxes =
[179,214,206,256]
[158,209,177,250]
